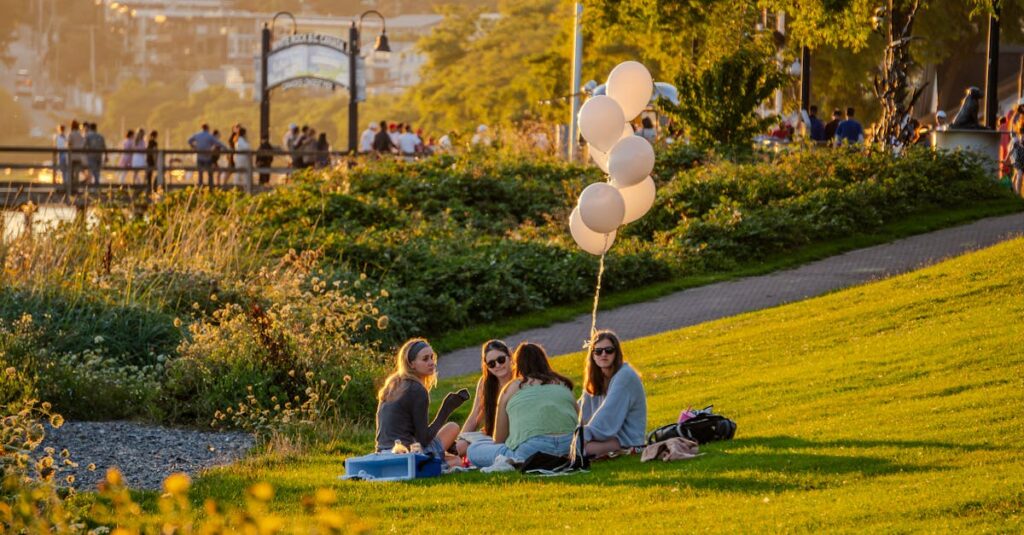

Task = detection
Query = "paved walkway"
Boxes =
[438,212,1024,378]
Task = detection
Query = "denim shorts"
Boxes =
[467,433,572,468]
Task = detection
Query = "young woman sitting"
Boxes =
[375,338,469,462]
[467,342,578,468]
[579,330,647,458]
[455,340,515,457]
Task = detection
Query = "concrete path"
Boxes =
[438,212,1024,378]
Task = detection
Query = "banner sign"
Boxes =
[254,33,365,101]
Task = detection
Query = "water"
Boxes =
[1,205,97,242]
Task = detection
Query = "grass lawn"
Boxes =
[189,236,1024,533]
[432,197,1024,353]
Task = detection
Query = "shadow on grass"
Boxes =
[193,434,996,501]
[394,435,967,494]
[726,435,1005,453]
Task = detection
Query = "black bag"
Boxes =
[518,424,589,475]
[646,406,737,446]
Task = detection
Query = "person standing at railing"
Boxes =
[227,124,240,184]
[117,130,134,184]
[359,122,378,154]
[68,120,86,183]
[187,124,227,188]
[315,132,331,169]
[84,123,107,185]
[234,127,252,186]
[145,131,159,188]
[54,125,68,186]
[131,129,147,184]
[372,120,396,155]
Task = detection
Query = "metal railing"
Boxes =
[0,145,361,207]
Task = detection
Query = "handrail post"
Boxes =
[66,147,77,197]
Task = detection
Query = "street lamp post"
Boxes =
[259,12,297,148]
[348,10,391,153]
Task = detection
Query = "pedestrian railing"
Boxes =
[0,145,355,207]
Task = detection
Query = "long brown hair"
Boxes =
[377,338,435,402]
[583,330,624,396]
[513,342,573,390]
[479,339,510,436]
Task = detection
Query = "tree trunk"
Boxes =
[871,0,927,149]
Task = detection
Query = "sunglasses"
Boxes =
[485,355,507,368]
[592,346,616,356]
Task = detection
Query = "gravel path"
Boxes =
[438,212,1024,377]
[41,421,254,491]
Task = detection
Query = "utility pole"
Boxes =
[348,22,359,152]
[983,2,1000,128]
[775,12,785,116]
[568,1,583,162]
[90,25,97,95]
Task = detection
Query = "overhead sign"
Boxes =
[254,33,365,101]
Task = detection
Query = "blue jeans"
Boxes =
[467,434,572,468]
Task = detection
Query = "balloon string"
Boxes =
[589,234,608,343]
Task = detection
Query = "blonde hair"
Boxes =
[377,338,437,402]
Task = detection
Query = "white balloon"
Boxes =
[569,206,615,256]
[608,136,655,187]
[578,96,626,152]
[588,123,633,173]
[611,176,656,225]
[607,61,654,120]
[578,182,626,234]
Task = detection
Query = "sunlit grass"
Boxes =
[189,237,1024,533]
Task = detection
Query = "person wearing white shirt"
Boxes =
[54,125,68,185]
[234,127,252,185]
[359,122,378,153]
[398,126,421,161]
[471,124,492,146]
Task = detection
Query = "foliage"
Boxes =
[660,48,791,150]
[162,250,388,426]
[406,0,572,133]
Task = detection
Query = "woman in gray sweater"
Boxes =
[579,330,647,457]
[375,338,469,461]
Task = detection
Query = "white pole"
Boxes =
[569,1,583,162]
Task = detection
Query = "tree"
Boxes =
[661,47,790,149]
[405,0,572,133]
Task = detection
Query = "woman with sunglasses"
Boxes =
[455,340,515,457]
[375,338,470,462]
[579,330,647,457]
[467,342,578,467]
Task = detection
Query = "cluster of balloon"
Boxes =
[571,61,657,256]
[571,61,657,339]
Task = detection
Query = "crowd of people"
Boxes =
[374,330,647,469]
[765,105,867,146]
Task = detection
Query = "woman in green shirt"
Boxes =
[467,342,578,468]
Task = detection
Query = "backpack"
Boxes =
[518,424,589,475]
[646,406,737,446]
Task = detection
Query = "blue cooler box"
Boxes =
[342,452,443,481]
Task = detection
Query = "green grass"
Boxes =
[186,235,1024,533]
[432,197,1024,353]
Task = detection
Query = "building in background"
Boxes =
[99,0,444,97]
